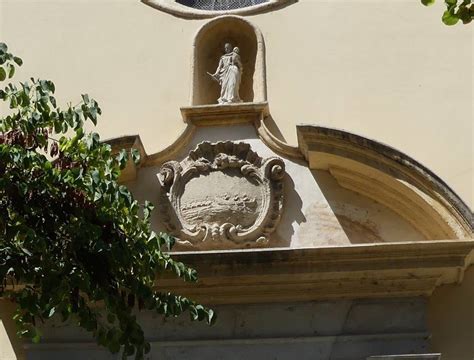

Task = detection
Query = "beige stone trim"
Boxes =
[108,124,471,242]
[297,125,473,240]
[106,111,303,175]
[328,165,459,239]
[157,240,474,305]
[24,333,430,351]
[146,124,196,165]
[180,102,269,126]
[255,116,304,160]
[142,0,297,19]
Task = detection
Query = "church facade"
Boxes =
[0,0,473,359]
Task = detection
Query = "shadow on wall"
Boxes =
[311,170,426,244]
[271,170,306,247]
[127,124,308,251]
[428,265,474,360]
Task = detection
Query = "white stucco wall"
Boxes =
[1,0,472,208]
[0,1,472,358]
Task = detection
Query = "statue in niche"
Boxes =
[208,43,243,104]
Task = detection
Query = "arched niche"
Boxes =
[191,16,266,106]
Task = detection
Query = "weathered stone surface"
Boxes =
[157,240,474,304]
[297,125,473,239]
[26,298,431,360]
[158,141,285,249]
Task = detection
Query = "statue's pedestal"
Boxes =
[180,102,269,126]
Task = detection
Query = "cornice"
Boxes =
[156,240,474,305]
[180,102,269,126]
[105,104,304,172]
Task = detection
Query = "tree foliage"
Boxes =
[421,0,473,25]
[0,43,214,359]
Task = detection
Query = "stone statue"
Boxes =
[208,43,243,104]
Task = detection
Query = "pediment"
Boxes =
[104,14,472,299]
[107,116,473,300]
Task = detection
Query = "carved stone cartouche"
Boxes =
[158,141,285,249]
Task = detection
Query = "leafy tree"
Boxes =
[421,0,473,25]
[0,43,215,359]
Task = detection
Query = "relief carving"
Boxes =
[158,141,285,249]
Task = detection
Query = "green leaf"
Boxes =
[162,233,175,251]
[116,149,128,169]
[13,56,23,66]
[48,307,56,318]
[207,309,216,325]
[85,132,100,150]
[119,185,132,205]
[131,148,140,165]
[0,67,6,81]
[0,41,215,360]
[8,64,15,78]
[46,80,55,93]
[421,0,435,6]
[91,170,101,184]
[143,201,154,220]
[442,9,460,24]
[93,191,102,202]
[32,332,41,344]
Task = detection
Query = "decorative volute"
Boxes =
[158,141,285,250]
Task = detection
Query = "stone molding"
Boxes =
[177,103,301,160]
[106,124,471,242]
[156,240,474,305]
[107,120,302,169]
[25,333,431,356]
[180,102,269,126]
[158,141,285,249]
[142,0,297,19]
[255,117,304,160]
[297,125,473,239]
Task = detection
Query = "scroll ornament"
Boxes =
[158,142,285,249]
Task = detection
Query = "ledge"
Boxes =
[180,102,269,126]
[157,240,474,305]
